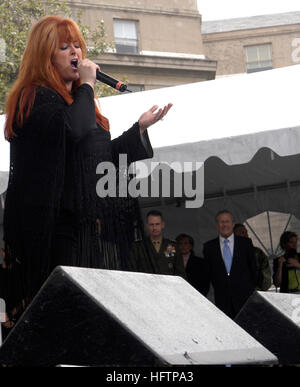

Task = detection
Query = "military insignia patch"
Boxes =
[164,244,176,257]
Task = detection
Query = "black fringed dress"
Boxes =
[3,83,153,310]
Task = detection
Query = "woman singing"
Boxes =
[3,15,172,314]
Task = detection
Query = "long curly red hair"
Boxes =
[4,15,109,139]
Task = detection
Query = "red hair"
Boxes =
[4,15,109,139]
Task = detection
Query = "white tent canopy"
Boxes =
[100,65,300,252]
[101,64,300,166]
[1,65,300,254]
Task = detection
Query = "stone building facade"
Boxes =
[67,0,216,90]
[202,11,300,77]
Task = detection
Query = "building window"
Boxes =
[245,44,272,73]
[114,19,139,54]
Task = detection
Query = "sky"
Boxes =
[197,0,300,21]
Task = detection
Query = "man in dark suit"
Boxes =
[202,210,257,318]
[129,210,186,278]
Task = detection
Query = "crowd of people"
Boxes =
[128,209,300,320]
[3,207,300,337]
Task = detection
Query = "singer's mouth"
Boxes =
[70,59,78,69]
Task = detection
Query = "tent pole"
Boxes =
[266,211,274,255]
[274,214,293,256]
[0,193,4,210]
[244,220,270,256]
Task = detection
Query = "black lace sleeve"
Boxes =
[64,83,97,142]
[111,123,153,166]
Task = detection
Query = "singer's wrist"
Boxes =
[138,120,147,134]
[80,81,95,90]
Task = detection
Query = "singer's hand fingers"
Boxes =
[78,58,98,71]
[154,104,173,121]
[148,104,172,117]
[78,59,99,88]
[153,108,163,120]
[149,105,159,113]
[165,103,173,114]
[138,103,173,133]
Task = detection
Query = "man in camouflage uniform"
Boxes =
[129,210,186,278]
[234,224,272,291]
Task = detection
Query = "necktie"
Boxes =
[223,239,233,274]
[152,240,160,252]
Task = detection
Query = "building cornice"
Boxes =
[202,11,300,34]
[68,1,201,19]
[96,52,217,73]
[202,24,300,43]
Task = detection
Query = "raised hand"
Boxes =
[138,103,173,133]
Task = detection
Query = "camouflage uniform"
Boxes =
[129,237,186,278]
[254,246,272,291]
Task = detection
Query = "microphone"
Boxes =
[96,70,132,93]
